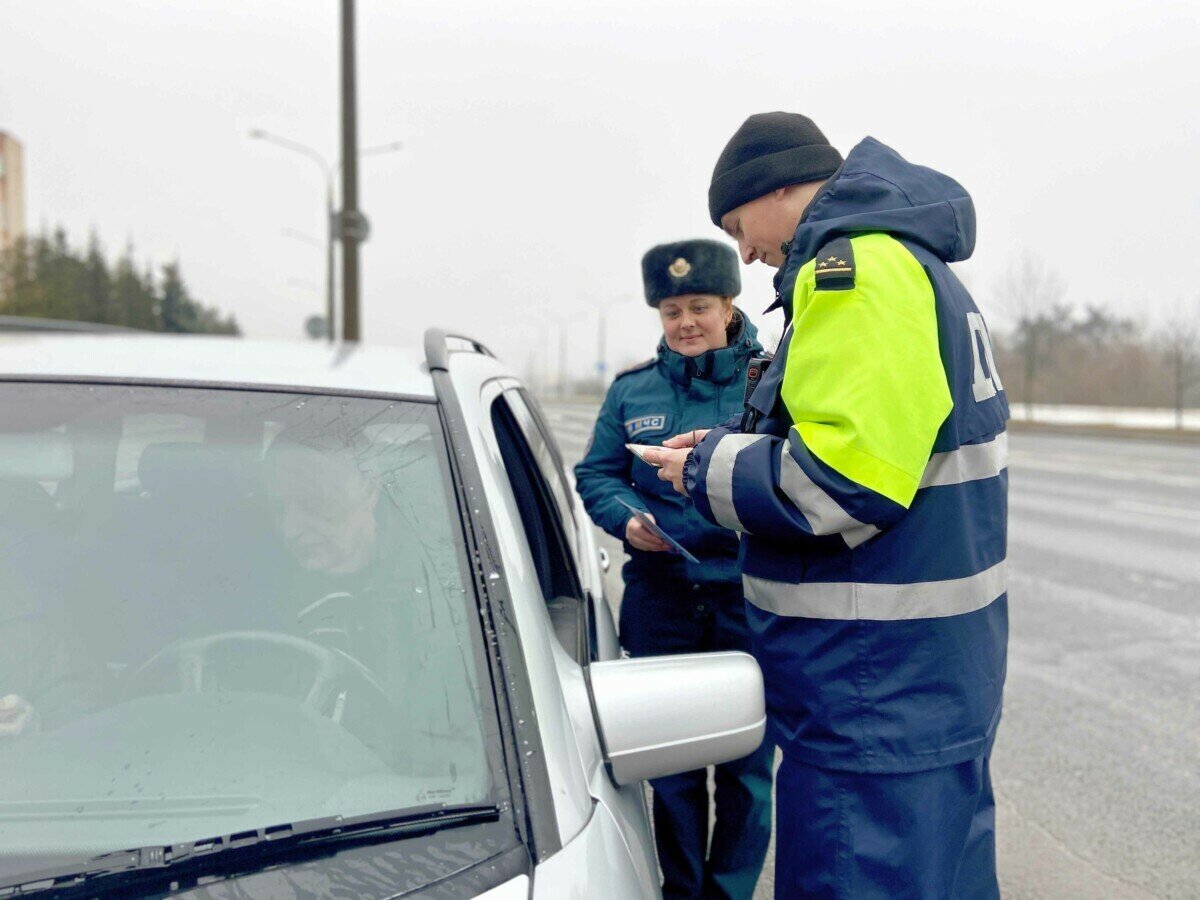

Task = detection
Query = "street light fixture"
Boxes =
[248,129,402,342]
[249,129,335,341]
[595,295,629,394]
[281,227,323,250]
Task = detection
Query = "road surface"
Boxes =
[541,402,1200,899]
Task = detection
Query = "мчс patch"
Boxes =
[624,414,666,438]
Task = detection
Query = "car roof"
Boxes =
[0,333,436,399]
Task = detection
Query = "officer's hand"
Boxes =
[663,429,710,450]
[641,447,690,496]
[0,694,36,738]
[625,514,671,552]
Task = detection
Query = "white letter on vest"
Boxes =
[968,312,1004,402]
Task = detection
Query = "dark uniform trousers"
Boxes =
[620,569,775,900]
[774,752,998,899]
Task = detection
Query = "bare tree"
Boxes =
[998,252,1070,419]
[1159,299,1200,430]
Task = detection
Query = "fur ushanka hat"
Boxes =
[641,239,741,307]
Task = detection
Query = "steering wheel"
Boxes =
[128,630,394,721]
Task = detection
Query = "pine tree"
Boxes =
[160,261,194,332]
[2,225,239,335]
[110,245,142,329]
[0,235,32,315]
[83,231,112,324]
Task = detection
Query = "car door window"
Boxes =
[501,389,580,560]
[509,390,606,662]
[490,395,586,663]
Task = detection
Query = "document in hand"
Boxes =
[625,443,662,467]
[616,497,700,564]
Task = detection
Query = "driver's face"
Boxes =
[265,445,380,575]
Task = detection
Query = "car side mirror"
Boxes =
[587,651,766,785]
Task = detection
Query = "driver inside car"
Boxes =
[264,430,384,579]
[261,428,416,712]
[261,426,480,774]
[261,426,423,660]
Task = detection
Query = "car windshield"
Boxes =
[0,382,495,863]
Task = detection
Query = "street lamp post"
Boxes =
[340,0,361,342]
[249,131,402,342]
[249,129,336,342]
[595,296,627,394]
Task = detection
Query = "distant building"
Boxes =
[0,132,26,252]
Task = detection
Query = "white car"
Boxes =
[0,329,765,898]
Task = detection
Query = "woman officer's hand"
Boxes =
[625,514,671,552]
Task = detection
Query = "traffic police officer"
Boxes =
[574,239,774,900]
[647,113,1009,898]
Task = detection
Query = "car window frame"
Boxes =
[489,391,591,660]
[501,389,610,660]
[499,388,581,558]
[499,386,611,663]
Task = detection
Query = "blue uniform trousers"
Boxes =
[620,570,774,900]
[775,752,999,900]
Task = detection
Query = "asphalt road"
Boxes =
[540,402,1200,900]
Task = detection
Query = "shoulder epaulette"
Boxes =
[813,237,856,291]
[613,358,656,380]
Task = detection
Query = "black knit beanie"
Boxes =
[708,112,843,226]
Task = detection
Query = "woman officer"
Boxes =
[574,239,773,900]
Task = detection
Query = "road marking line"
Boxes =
[1112,499,1200,521]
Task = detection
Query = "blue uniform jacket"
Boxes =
[575,315,763,585]
[685,138,1010,774]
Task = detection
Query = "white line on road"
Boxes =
[1112,499,1200,521]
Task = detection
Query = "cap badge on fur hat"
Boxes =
[641,238,740,306]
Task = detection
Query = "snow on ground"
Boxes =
[1009,403,1198,431]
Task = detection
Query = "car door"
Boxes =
[486,385,659,893]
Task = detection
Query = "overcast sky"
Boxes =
[2,0,1197,382]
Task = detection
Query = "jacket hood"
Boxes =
[657,308,762,387]
[789,137,976,265]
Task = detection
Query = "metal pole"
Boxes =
[325,182,336,341]
[250,125,396,343]
[559,322,569,399]
[248,129,336,340]
[596,305,607,393]
[340,0,361,342]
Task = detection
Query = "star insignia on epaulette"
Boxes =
[813,238,856,290]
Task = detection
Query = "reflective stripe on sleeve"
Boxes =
[920,433,1007,489]
[744,560,1006,621]
[706,433,769,532]
[779,442,880,548]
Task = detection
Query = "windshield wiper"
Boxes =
[0,802,500,896]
